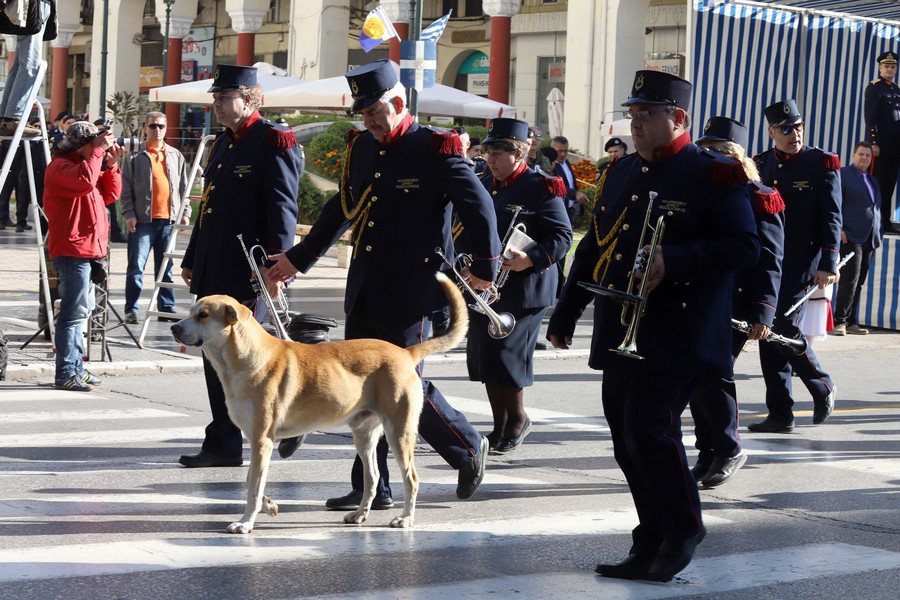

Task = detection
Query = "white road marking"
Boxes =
[0,408,187,423]
[445,395,609,432]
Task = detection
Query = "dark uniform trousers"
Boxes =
[691,334,746,461]
[874,143,900,227]
[344,309,481,496]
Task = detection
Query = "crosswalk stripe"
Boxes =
[0,511,730,584]
[307,543,900,600]
[0,408,187,423]
[446,395,609,432]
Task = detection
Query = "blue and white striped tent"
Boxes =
[691,0,900,330]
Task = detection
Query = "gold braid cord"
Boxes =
[339,134,375,258]
[452,219,464,243]
[197,136,222,227]
[591,206,628,284]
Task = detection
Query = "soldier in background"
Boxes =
[864,50,900,234]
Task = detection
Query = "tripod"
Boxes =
[86,250,142,361]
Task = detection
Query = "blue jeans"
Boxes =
[125,219,176,314]
[0,1,50,120]
[52,256,95,382]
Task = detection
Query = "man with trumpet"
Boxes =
[266,60,500,510]
[456,118,572,454]
[547,71,760,582]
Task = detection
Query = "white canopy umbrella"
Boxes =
[546,87,564,138]
[262,62,516,118]
[147,62,305,106]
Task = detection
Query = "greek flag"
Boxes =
[400,41,437,91]
[420,10,451,43]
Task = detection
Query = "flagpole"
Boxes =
[408,0,423,121]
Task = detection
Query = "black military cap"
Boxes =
[346,60,399,113]
[878,50,898,64]
[622,70,693,109]
[469,136,481,146]
[483,118,530,144]
[605,137,627,152]
[764,99,802,127]
[696,116,749,148]
[207,64,257,93]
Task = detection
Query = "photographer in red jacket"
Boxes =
[43,122,125,391]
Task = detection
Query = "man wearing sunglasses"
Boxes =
[548,70,759,582]
[749,100,841,434]
[120,112,191,325]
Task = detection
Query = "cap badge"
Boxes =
[704,121,711,132]
[783,103,791,114]
[634,74,645,91]
[350,78,359,95]
[214,66,220,80]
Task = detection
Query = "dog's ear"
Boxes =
[224,303,240,325]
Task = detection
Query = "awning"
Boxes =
[745,1,900,23]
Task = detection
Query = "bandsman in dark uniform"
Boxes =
[548,71,759,582]
[266,59,500,511]
[689,116,785,488]
[864,50,900,234]
[178,64,303,468]
[457,118,571,454]
[596,137,629,183]
[749,100,841,433]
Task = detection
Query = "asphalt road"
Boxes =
[1,323,899,599]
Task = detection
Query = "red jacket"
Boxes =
[44,147,122,259]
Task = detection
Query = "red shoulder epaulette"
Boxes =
[753,187,785,215]
[346,128,363,144]
[545,174,567,197]
[823,152,841,171]
[708,158,749,187]
[430,130,463,155]
[266,127,297,149]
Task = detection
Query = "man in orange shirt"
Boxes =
[120,111,191,323]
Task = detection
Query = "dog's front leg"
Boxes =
[227,436,276,534]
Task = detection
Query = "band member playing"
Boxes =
[548,71,759,582]
[690,117,786,487]
[459,118,571,454]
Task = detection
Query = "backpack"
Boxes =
[0,0,57,41]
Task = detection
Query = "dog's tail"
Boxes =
[407,271,469,362]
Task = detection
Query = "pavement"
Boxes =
[0,212,595,382]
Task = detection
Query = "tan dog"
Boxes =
[171,272,468,533]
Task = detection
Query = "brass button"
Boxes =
[367,221,374,227]
[210,185,216,190]
[365,245,372,252]
[379,150,386,156]
[778,163,783,168]
[608,284,615,289]
[681,302,687,308]
[737,287,743,293]
[228,144,234,149]
[371,195,377,202]
[600,205,606,212]
[622,223,630,231]
[641,166,649,173]
[631,195,639,201]
[615,253,622,260]
[667,211,673,217]
[684,282,690,286]
[492,190,497,196]
[374,172,381,178]
[205,208,212,213]
[773,180,778,185]
[423,257,429,263]
[217,164,222,169]
[404,189,409,193]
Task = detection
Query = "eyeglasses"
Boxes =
[623,107,674,122]
[701,146,732,156]
[778,123,804,136]
[146,123,166,130]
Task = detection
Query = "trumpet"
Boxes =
[577,191,664,359]
[237,234,291,340]
[731,319,808,355]
[434,246,516,339]
[474,204,526,308]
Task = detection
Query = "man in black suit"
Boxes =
[834,142,882,335]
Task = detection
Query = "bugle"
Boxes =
[577,191,664,359]
[731,319,807,355]
[237,234,291,340]
[434,247,516,339]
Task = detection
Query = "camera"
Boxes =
[116,136,142,154]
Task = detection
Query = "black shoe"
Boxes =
[534,341,548,351]
[125,312,139,325]
[595,550,656,580]
[747,418,794,433]
[157,311,180,323]
[277,434,307,458]
[813,386,836,424]
[701,451,747,488]
[0,218,14,227]
[691,454,714,482]
[644,527,707,582]
[492,417,532,455]
[15,223,31,232]
[325,489,393,511]
[456,435,488,499]
[486,430,501,451]
[178,451,243,468]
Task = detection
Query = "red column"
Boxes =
[165,37,183,149]
[7,51,14,73]
[389,23,408,64]
[50,47,69,120]
[237,33,255,66]
[488,16,511,105]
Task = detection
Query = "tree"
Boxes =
[106,91,142,138]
